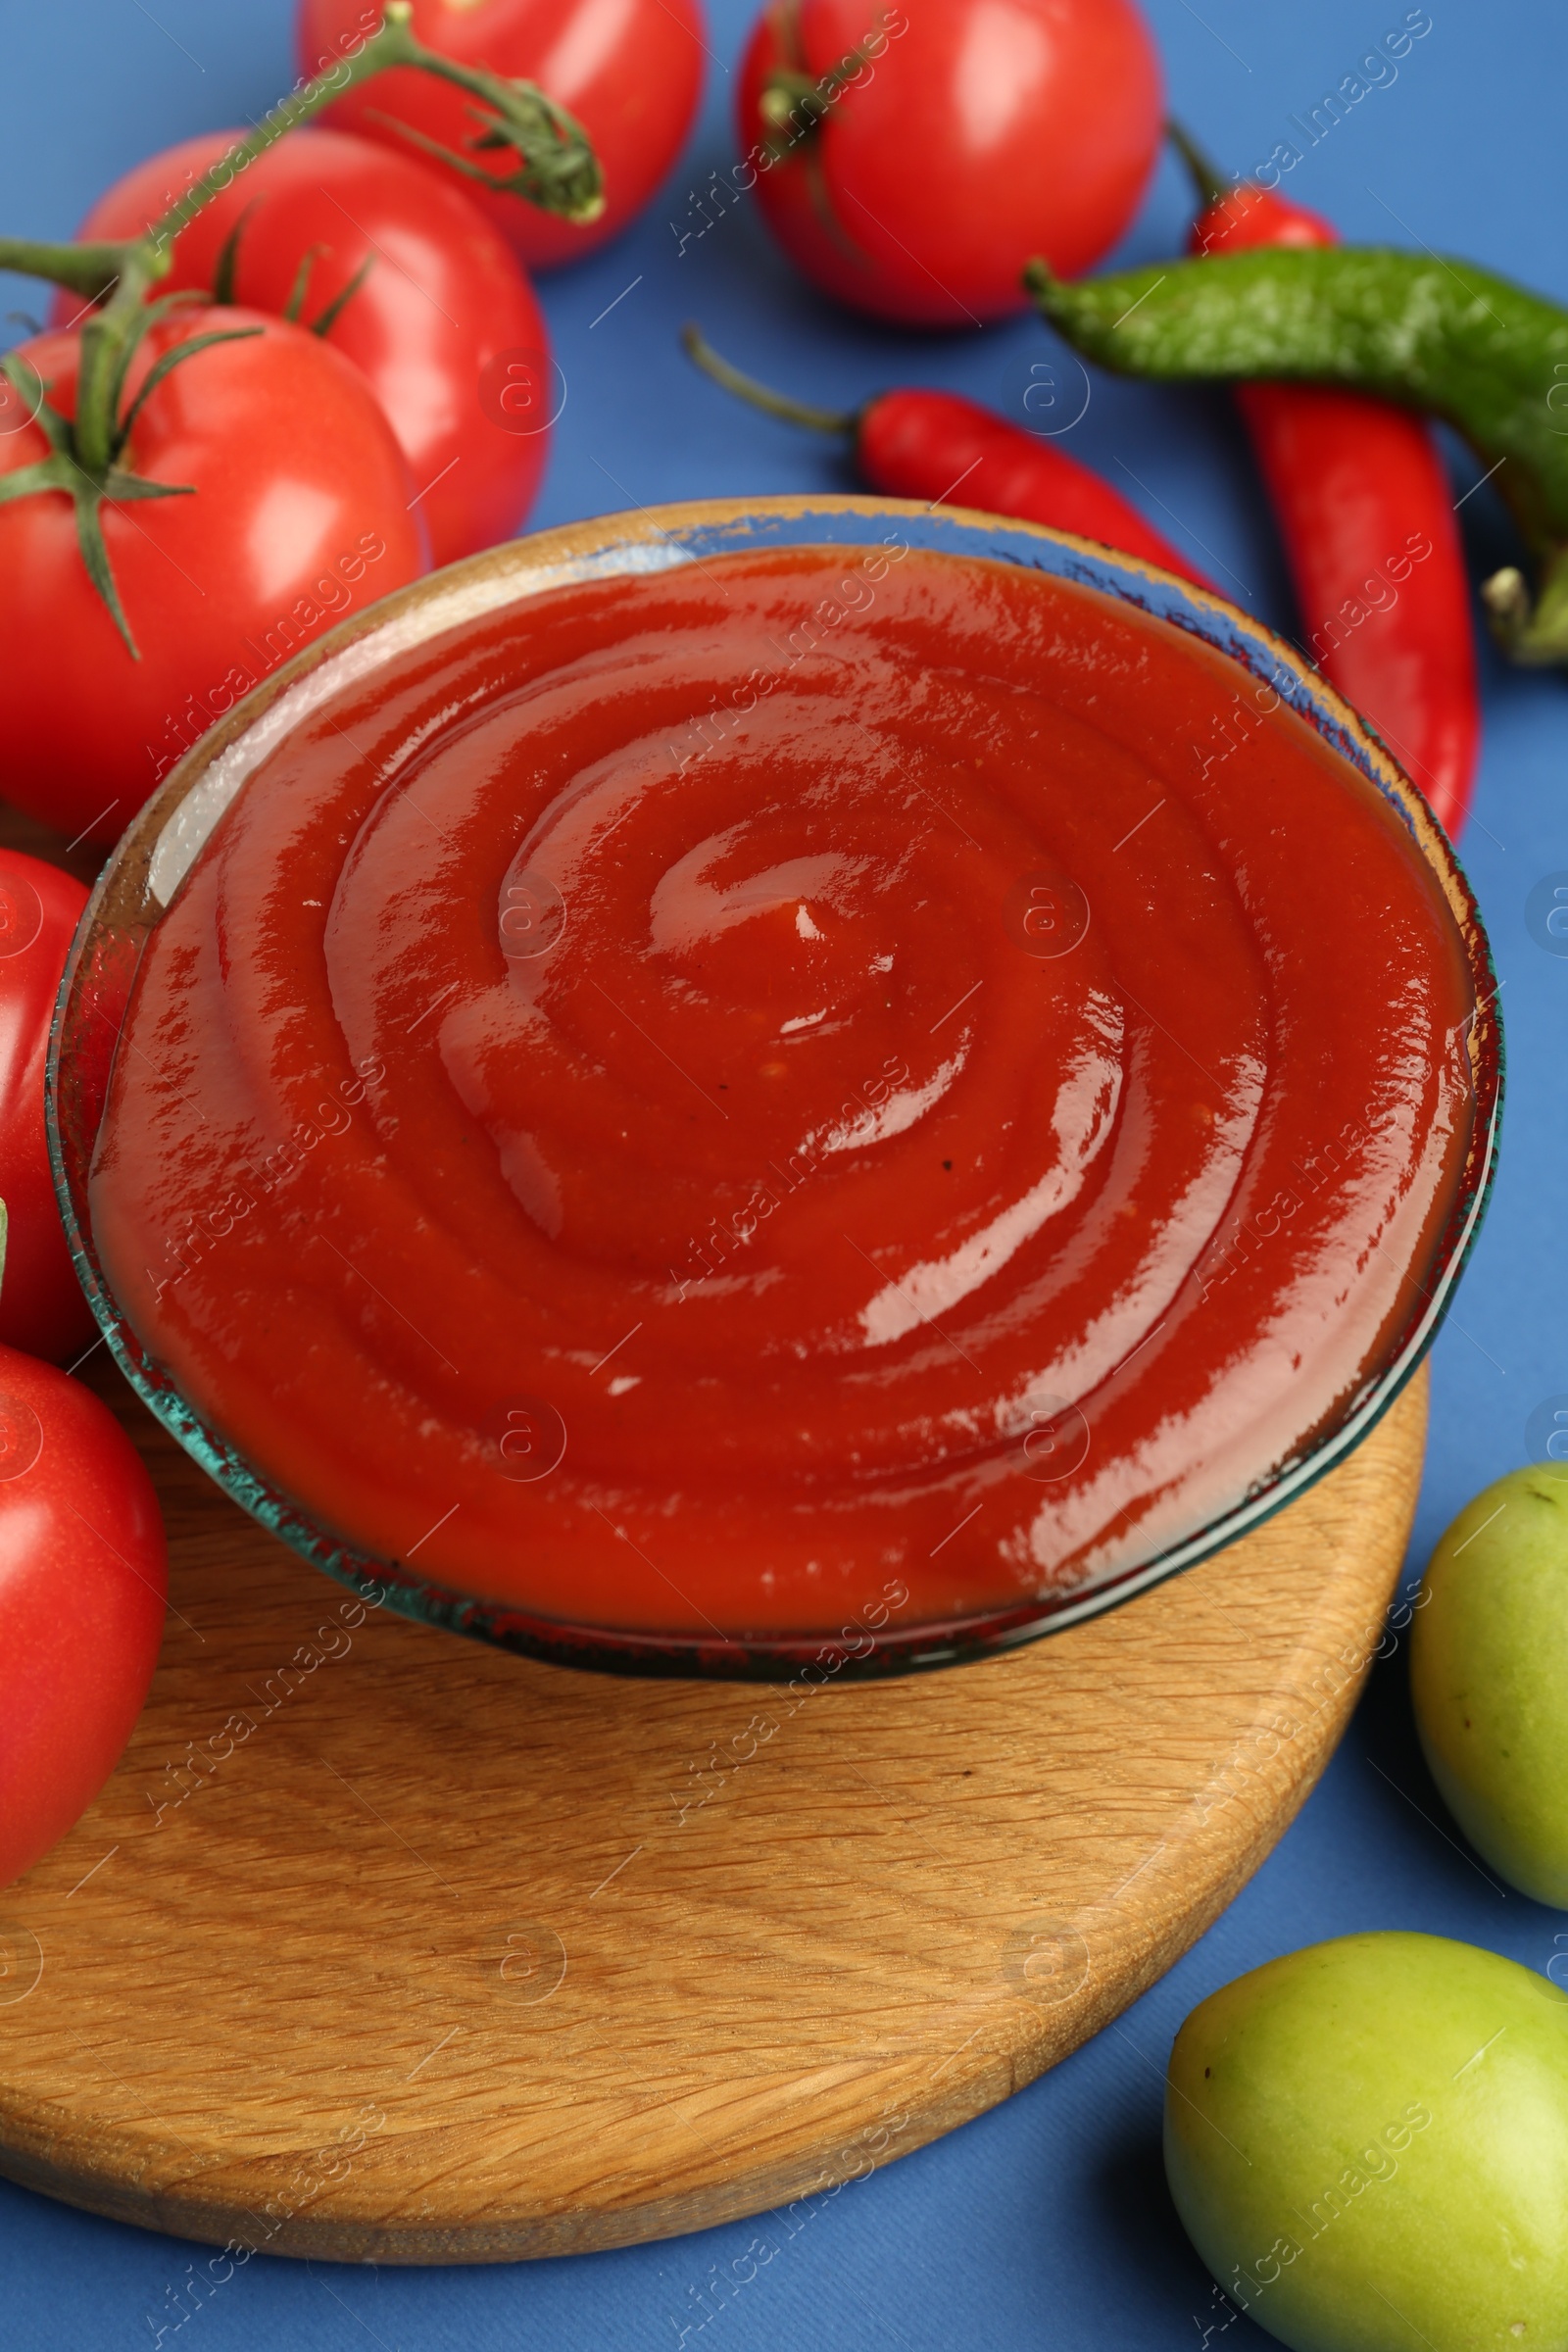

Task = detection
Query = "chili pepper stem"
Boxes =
[1164,120,1230,210]
[1482,551,1568,664]
[681,323,857,438]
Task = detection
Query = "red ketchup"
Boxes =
[88,548,1478,1650]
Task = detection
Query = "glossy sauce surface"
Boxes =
[89,548,1477,1642]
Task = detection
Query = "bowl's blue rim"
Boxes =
[44,494,1503,1681]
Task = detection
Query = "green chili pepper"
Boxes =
[1024,248,1568,666]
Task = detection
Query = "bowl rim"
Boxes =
[45,493,1503,1681]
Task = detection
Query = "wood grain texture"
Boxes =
[0,1358,1426,2264]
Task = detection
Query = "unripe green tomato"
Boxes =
[1411,1466,1568,1905]
[1165,1933,1568,2352]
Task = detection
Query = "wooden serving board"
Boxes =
[0,1357,1426,2264]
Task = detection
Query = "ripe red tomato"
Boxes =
[62,127,553,569]
[0,853,94,1365]
[296,0,708,270]
[736,0,1163,325]
[0,308,424,849]
[0,1345,167,1888]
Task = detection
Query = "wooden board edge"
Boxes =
[0,1377,1427,2263]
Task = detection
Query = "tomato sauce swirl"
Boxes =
[88,546,1478,1644]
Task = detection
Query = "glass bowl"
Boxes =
[46,496,1501,1680]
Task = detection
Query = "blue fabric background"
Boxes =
[4,2,1567,2343]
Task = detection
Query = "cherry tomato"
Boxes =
[296,0,708,270]
[62,127,553,569]
[0,308,424,849]
[0,853,94,1364]
[736,0,1163,326]
[0,1344,167,1888]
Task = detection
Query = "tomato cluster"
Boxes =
[64,126,555,571]
[0,0,1171,862]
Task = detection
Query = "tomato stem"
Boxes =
[308,254,375,338]
[681,324,856,438]
[0,10,603,313]
[148,6,602,250]
[759,6,891,157]
[211,206,256,306]
[0,239,133,302]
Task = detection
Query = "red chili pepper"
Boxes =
[1176,133,1480,836]
[681,324,1211,591]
